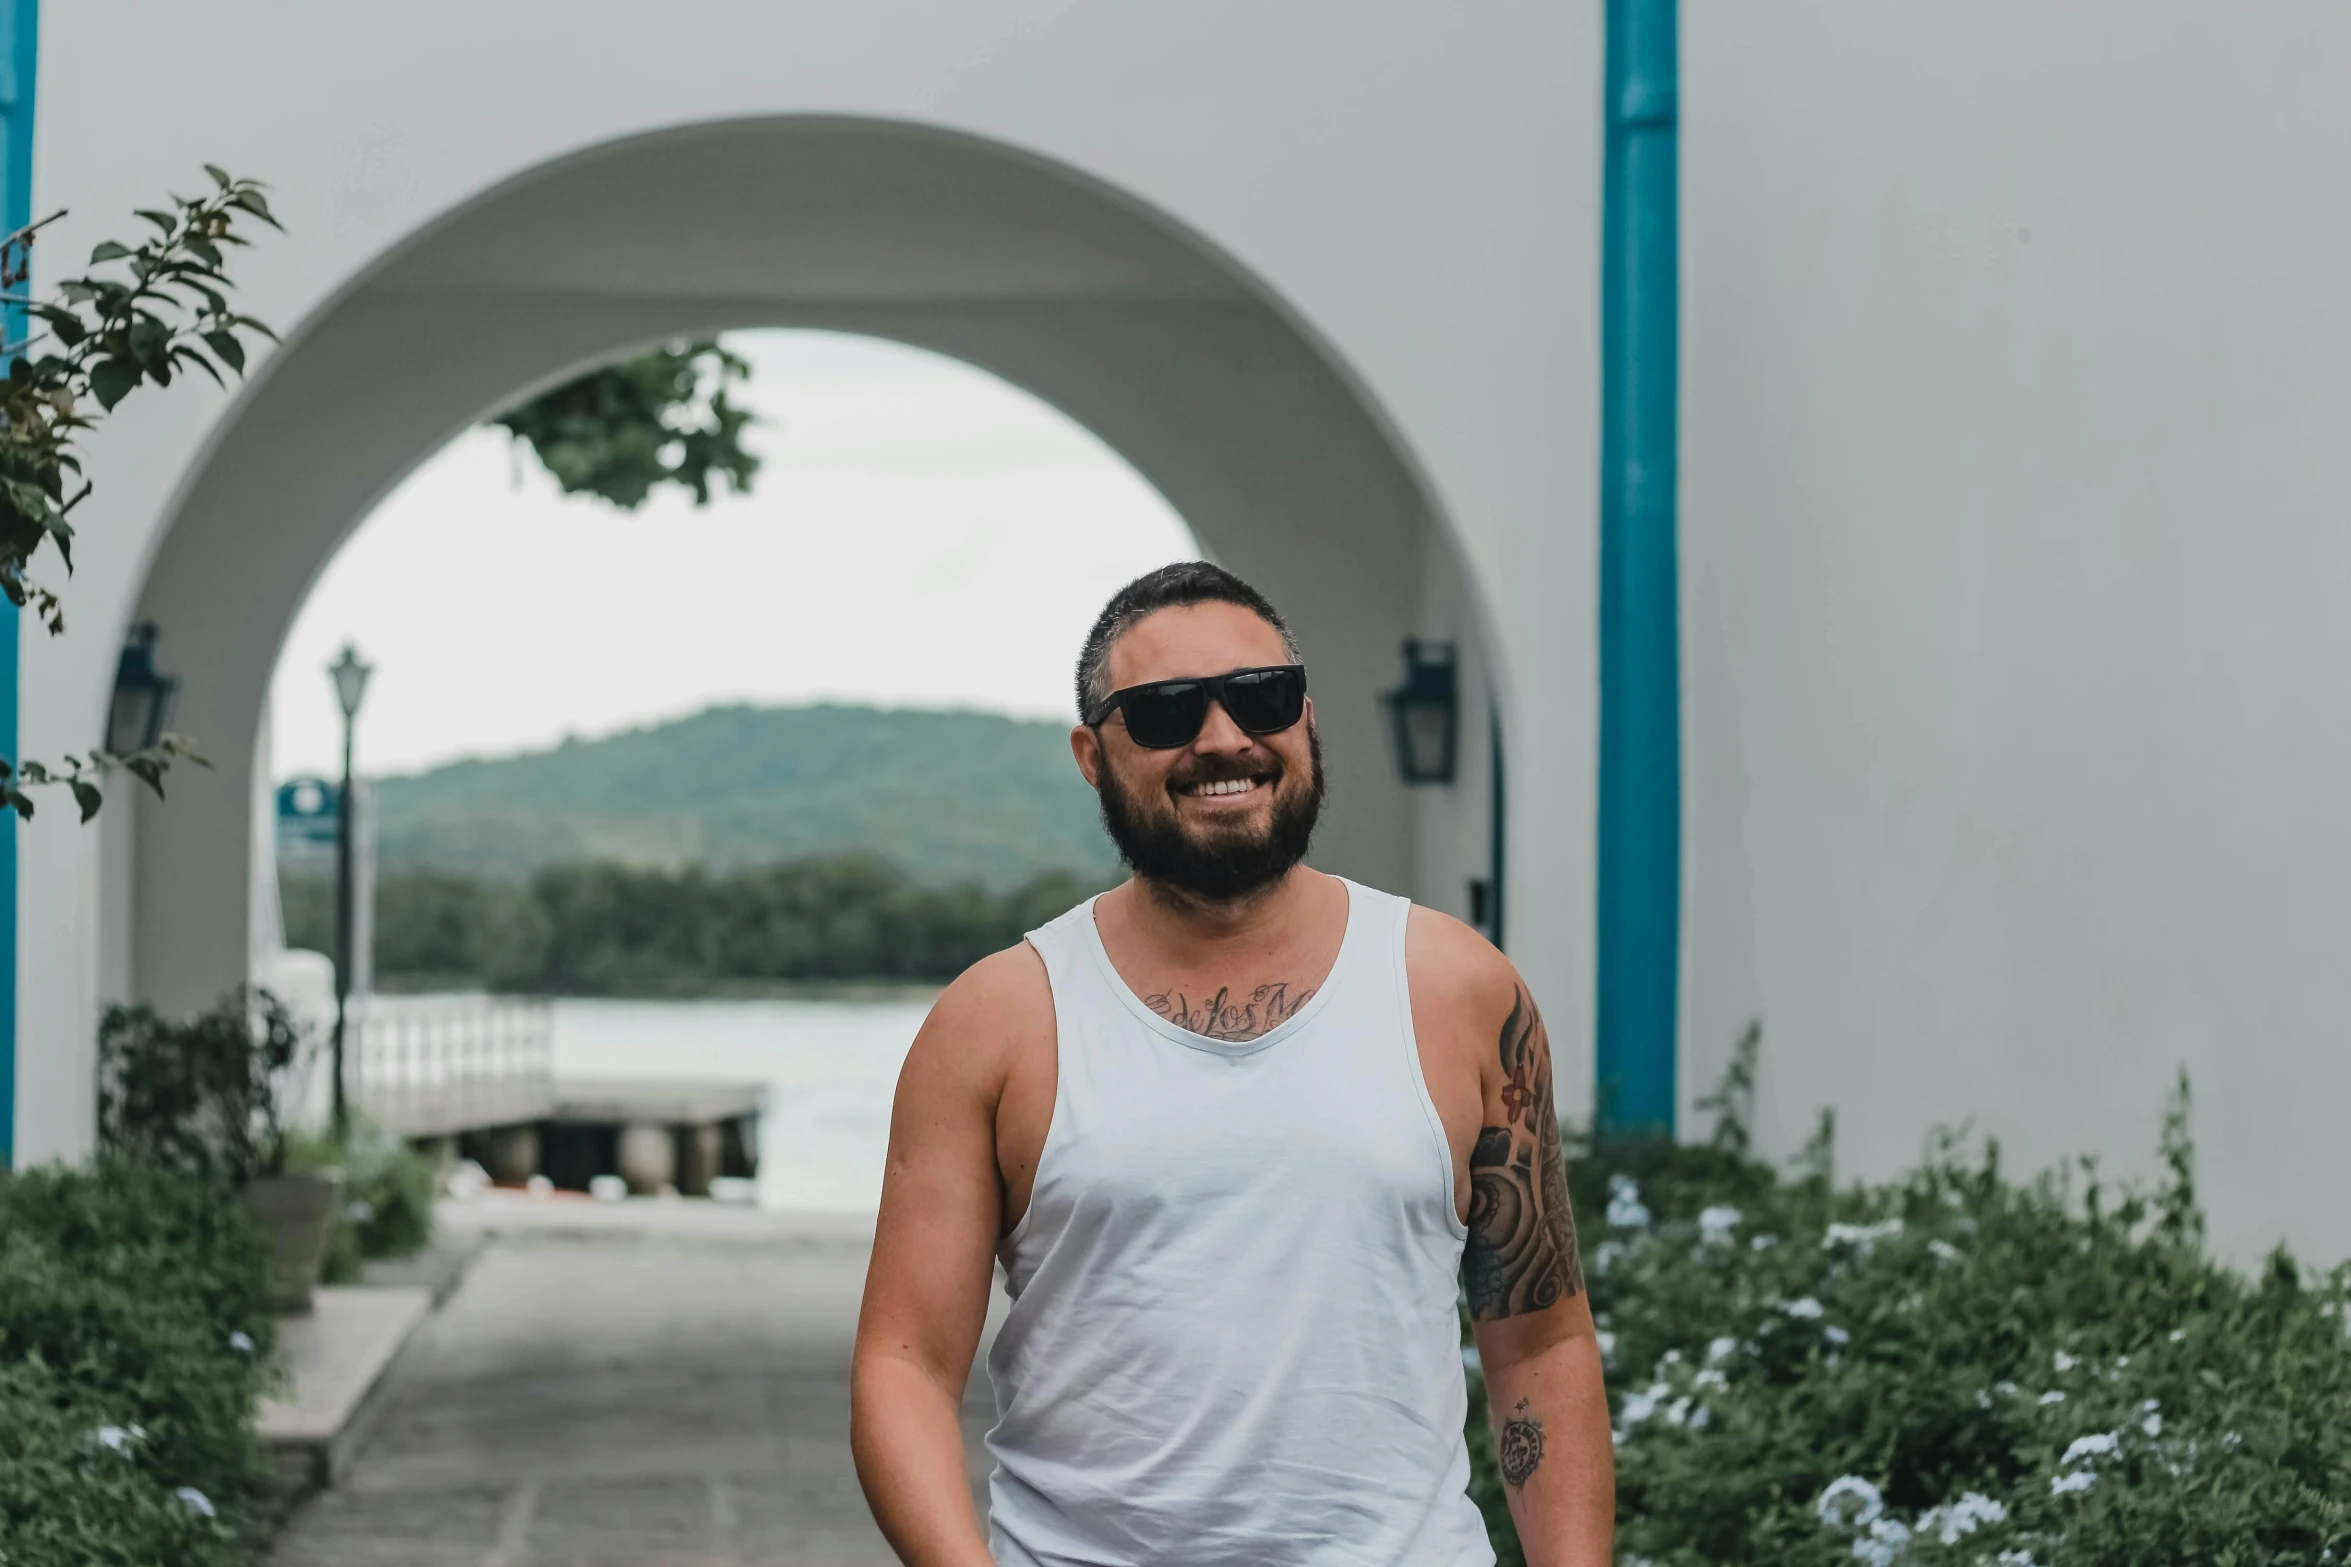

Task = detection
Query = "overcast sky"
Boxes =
[269,330,1197,781]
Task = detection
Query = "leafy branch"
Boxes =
[0,167,279,820]
[492,339,760,510]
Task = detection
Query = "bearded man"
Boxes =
[851,562,1612,1566]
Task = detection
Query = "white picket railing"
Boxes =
[344,992,557,1138]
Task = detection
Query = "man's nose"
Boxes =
[1191,698,1254,755]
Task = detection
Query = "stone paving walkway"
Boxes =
[270,1203,992,1567]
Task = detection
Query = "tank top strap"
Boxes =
[1022,895,1104,1002]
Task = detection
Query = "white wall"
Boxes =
[1681,1,2351,1264]
[16,4,1602,1161]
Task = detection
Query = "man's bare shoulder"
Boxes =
[903,941,1055,1098]
[1405,904,1521,1035]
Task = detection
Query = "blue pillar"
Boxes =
[1596,0,1679,1140]
[0,0,35,1168]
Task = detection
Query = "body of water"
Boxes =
[551,995,938,1212]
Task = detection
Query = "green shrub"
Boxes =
[0,1160,276,1565]
[287,1117,437,1284]
[1468,1045,2351,1565]
[95,988,311,1183]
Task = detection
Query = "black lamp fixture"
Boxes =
[327,642,374,1137]
[105,621,180,756]
[1382,638,1459,785]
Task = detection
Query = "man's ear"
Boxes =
[1071,723,1104,789]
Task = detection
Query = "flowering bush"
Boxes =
[0,1160,276,1565]
[1468,1043,2351,1565]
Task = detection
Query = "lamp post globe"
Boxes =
[326,643,373,1138]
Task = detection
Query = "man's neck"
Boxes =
[1116,866,1324,962]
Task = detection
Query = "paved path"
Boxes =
[271,1201,992,1567]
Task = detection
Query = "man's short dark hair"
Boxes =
[1075,561,1302,719]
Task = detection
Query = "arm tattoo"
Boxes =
[1497,1397,1546,1488]
[1462,987,1583,1318]
[1144,982,1314,1042]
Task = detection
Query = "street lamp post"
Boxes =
[327,644,373,1139]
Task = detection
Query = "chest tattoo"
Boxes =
[1143,982,1315,1042]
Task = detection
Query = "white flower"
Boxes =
[1689,1404,1712,1430]
[1593,1240,1627,1277]
[2050,1469,2097,1495]
[175,1487,216,1520]
[1697,1204,1743,1244]
[1606,1174,1652,1230]
[1823,1218,1904,1258]
[1619,1382,1669,1427]
[1461,1344,1483,1374]
[1997,1553,2041,1567]
[2062,1432,2119,1467]
[1918,1492,2007,1544]
[2168,1328,2186,1343]
[2037,1390,2067,1406]
[1693,1368,1728,1393]
[1595,1329,1617,1364]
[1704,1335,1740,1367]
[226,1329,255,1355]
[1814,1474,1885,1529]
[1751,1232,1780,1252]
[89,1424,136,1456]
[2051,1349,2078,1373]
[1785,1297,1825,1320]
[1823,1325,1851,1347]
[1994,1380,2020,1398]
[1853,1517,1912,1567]
[345,1199,376,1225]
[1663,1396,1692,1427]
[1928,1238,1962,1266]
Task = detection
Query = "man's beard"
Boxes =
[1095,726,1325,904]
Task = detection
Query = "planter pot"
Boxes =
[246,1171,344,1314]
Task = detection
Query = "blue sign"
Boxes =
[276,777,341,847]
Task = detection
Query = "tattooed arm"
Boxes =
[1409,911,1613,1567]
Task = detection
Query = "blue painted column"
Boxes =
[1596,0,1679,1140]
[0,0,35,1168]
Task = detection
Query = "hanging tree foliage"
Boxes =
[0,168,280,822]
[490,339,760,511]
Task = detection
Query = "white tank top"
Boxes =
[986,879,1495,1567]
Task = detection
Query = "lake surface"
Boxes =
[551,995,939,1212]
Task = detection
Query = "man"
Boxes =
[852,562,1612,1566]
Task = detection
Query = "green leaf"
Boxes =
[125,755,167,798]
[171,346,224,388]
[87,241,131,264]
[204,163,231,190]
[135,208,176,234]
[69,778,101,823]
[126,316,167,372]
[88,356,139,411]
[202,330,245,374]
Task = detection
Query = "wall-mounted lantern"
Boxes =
[1382,638,1459,785]
[105,621,180,756]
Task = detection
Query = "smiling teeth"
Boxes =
[1193,779,1257,796]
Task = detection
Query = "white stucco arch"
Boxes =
[20,6,1601,1166]
[122,113,1482,1011]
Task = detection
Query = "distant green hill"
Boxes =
[353,703,1120,889]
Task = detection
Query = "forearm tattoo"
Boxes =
[1497,1398,1545,1488]
[1145,982,1314,1042]
[1463,987,1583,1318]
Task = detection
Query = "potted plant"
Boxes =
[96,988,343,1311]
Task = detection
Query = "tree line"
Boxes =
[281,853,1106,994]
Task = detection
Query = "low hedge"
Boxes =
[0,1160,276,1567]
[1467,1047,2351,1564]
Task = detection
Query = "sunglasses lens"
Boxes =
[1221,668,1306,734]
[1122,682,1208,748]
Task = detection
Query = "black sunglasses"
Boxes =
[1086,664,1309,750]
